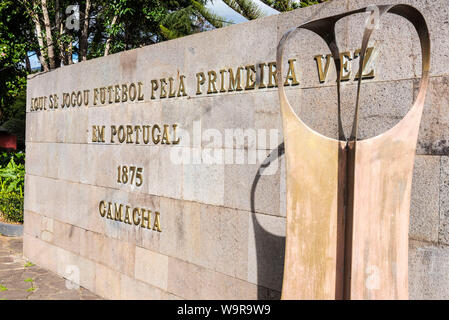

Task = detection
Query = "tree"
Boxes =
[223,0,328,20]
[222,0,264,20]
[0,1,35,120]
[19,0,226,70]
[261,0,327,11]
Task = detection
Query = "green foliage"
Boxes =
[24,262,35,267]
[87,0,223,57]
[0,154,25,223]
[0,1,34,120]
[0,156,25,194]
[24,278,35,292]
[0,191,23,223]
[223,0,264,20]
[261,0,327,12]
[0,152,25,168]
[0,284,7,292]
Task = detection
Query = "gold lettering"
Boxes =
[172,124,181,145]
[77,91,82,106]
[133,208,141,225]
[245,65,256,90]
[126,125,133,143]
[114,203,123,221]
[161,124,171,145]
[340,51,352,81]
[267,62,277,88]
[207,71,218,94]
[153,211,162,232]
[160,78,167,98]
[354,47,376,79]
[219,69,227,92]
[118,125,126,143]
[124,205,132,224]
[71,91,77,107]
[108,86,114,103]
[92,126,98,142]
[314,54,332,83]
[196,72,205,95]
[137,82,144,101]
[168,77,176,98]
[142,125,151,144]
[151,80,158,99]
[106,202,113,219]
[121,84,128,102]
[129,83,137,101]
[83,90,89,106]
[100,87,106,104]
[178,75,187,97]
[141,209,151,229]
[152,125,161,144]
[114,85,121,103]
[284,59,299,86]
[259,63,266,88]
[99,201,106,217]
[134,125,142,144]
[92,126,105,142]
[228,67,243,91]
[111,125,117,143]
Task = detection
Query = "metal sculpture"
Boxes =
[276,4,430,300]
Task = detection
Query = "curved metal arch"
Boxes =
[276,4,431,300]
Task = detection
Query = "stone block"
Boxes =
[183,160,224,206]
[95,263,121,299]
[23,233,58,275]
[167,256,202,299]
[416,76,449,155]
[347,0,449,78]
[439,156,449,245]
[197,204,249,280]
[23,210,42,239]
[223,150,281,216]
[134,246,168,291]
[53,220,81,254]
[40,215,55,243]
[409,240,449,299]
[158,198,202,265]
[410,155,440,243]
[56,247,96,293]
[247,212,286,292]
[120,274,163,300]
[167,256,264,300]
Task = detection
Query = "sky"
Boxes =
[29,0,280,70]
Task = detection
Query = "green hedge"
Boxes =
[0,192,23,223]
[0,152,25,223]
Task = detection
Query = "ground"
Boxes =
[0,235,101,300]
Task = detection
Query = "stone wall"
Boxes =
[24,0,449,299]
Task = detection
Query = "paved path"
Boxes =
[0,235,101,300]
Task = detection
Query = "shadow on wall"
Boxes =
[250,142,286,299]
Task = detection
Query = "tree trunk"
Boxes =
[79,0,91,61]
[59,20,66,65]
[67,41,73,65]
[25,54,31,73]
[41,0,56,69]
[54,0,61,67]
[104,15,118,56]
[30,1,49,71]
